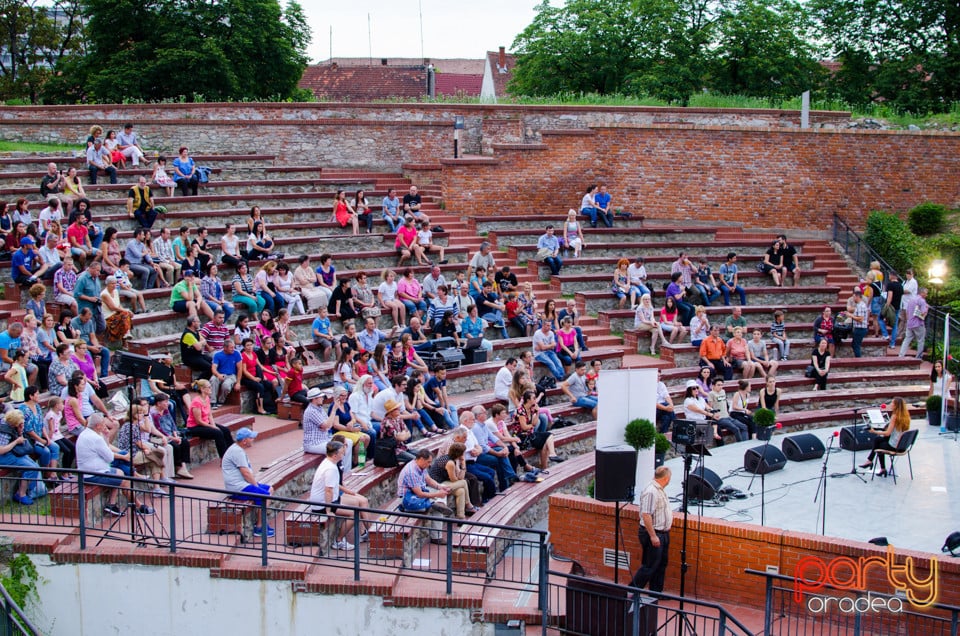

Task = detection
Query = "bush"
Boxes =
[654,433,671,454]
[926,395,943,412]
[624,418,656,450]
[754,408,777,428]
[864,211,921,275]
[908,202,947,236]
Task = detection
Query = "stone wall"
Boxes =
[441,127,960,231]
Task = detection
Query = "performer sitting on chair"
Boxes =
[860,397,911,477]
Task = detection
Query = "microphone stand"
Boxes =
[832,407,867,482]
[814,433,836,535]
[747,432,773,526]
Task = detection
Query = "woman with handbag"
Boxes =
[377,399,415,465]
[428,442,474,519]
[351,272,378,319]
[511,390,562,468]
[0,410,43,505]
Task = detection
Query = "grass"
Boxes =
[0,140,78,153]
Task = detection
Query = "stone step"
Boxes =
[623,321,882,349]
[509,238,815,262]
[488,227,718,247]
[551,270,828,294]
[675,384,930,417]
[660,336,894,368]
[576,286,840,315]
[661,369,930,400]
[598,303,849,334]
[472,214,658,233]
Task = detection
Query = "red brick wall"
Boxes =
[442,127,960,231]
[549,494,958,611]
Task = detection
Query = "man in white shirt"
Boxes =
[494,357,517,402]
[627,257,651,299]
[37,233,63,280]
[371,375,421,429]
[309,440,373,551]
[117,123,147,166]
[421,265,447,300]
[76,414,143,516]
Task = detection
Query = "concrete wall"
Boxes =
[28,556,490,636]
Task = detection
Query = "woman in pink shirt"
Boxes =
[397,268,428,318]
[724,326,758,379]
[556,316,581,366]
[394,216,426,266]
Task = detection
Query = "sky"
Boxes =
[297,0,556,63]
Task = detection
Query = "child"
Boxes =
[770,310,790,361]
[44,396,75,470]
[311,306,335,362]
[283,357,308,407]
[116,259,148,313]
[353,349,372,379]
[4,349,28,403]
[585,376,598,398]
[152,156,175,197]
[417,221,446,264]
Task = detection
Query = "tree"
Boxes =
[0,0,85,103]
[42,0,310,103]
[710,0,824,105]
[811,0,960,113]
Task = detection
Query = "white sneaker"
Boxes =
[333,539,355,551]
[359,531,369,543]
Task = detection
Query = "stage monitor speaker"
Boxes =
[685,466,723,501]
[839,425,873,452]
[744,445,787,475]
[111,351,156,380]
[594,449,637,502]
[781,433,826,462]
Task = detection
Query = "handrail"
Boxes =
[0,582,41,636]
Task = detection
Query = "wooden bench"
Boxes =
[284,502,333,549]
[367,497,425,563]
[49,480,105,521]
[206,495,258,542]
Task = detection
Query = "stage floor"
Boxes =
[661,420,959,556]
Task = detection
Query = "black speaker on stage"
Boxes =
[781,433,826,462]
[594,449,637,502]
[685,466,723,501]
[111,351,155,380]
[839,425,873,451]
[744,445,787,475]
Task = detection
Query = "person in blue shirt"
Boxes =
[592,184,615,228]
[10,236,39,285]
[536,225,563,276]
[381,188,401,232]
[461,305,493,352]
[210,339,242,407]
[718,252,748,306]
[311,307,335,361]
[172,147,199,196]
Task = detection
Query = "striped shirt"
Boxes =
[639,480,673,532]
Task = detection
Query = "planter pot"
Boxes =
[927,408,941,426]
[757,427,774,441]
[655,452,665,468]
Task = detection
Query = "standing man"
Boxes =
[402,185,430,223]
[221,427,274,537]
[630,466,673,593]
[850,289,869,358]
[899,287,928,359]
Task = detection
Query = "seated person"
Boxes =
[76,413,150,516]
[126,176,159,229]
[699,324,733,381]
[561,361,597,419]
[0,410,43,506]
[707,378,749,442]
[397,448,453,544]
[308,440,373,551]
[221,427,273,536]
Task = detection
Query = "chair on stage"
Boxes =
[871,429,919,485]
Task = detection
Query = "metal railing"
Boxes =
[832,212,960,361]
[0,469,548,601]
[747,568,960,635]
[0,583,40,636]
[544,569,754,636]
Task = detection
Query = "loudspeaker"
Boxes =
[781,433,826,462]
[839,425,873,451]
[111,351,156,380]
[464,348,488,365]
[744,445,787,475]
[594,449,637,502]
[685,466,723,501]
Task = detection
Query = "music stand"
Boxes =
[831,408,868,482]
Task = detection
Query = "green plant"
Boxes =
[624,418,656,450]
[654,433,671,454]
[1,553,39,608]
[864,211,922,275]
[753,408,776,428]
[926,395,943,412]
[909,202,948,236]
[587,478,595,498]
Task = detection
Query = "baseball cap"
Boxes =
[19,237,34,246]
[235,427,258,441]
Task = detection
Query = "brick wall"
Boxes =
[441,127,960,231]
[549,494,958,611]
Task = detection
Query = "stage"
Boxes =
[661,420,960,556]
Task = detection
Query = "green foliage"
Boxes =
[908,202,947,236]
[654,433,671,454]
[753,408,776,428]
[625,418,656,450]
[811,0,960,114]
[864,211,922,276]
[926,395,943,412]
[0,0,85,103]
[587,478,595,498]
[1,554,39,608]
[41,0,310,103]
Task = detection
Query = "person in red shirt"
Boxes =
[395,216,426,267]
[283,357,307,407]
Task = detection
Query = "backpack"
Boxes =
[536,375,557,394]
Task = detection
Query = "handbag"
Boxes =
[362,306,382,319]
[10,439,33,457]
[804,364,815,378]
[536,247,554,261]
[373,437,398,467]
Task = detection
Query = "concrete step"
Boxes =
[488,227,718,247]
[508,238,817,262]
[473,214,658,233]
[661,336,896,368]
[576,286,841,315]
[551,270,828,294]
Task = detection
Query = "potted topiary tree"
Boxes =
[754,408,776,441]
[654,433,670,467]
[926,395,943,427]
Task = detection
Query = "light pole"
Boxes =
[928,259,947,362]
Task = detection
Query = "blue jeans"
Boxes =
[574,395,598,411]
[717,417,748,442]
[32,442,60,467]
[206,299,234,320]
[258,291,284,313]
[630,284,650,300]
[557,350,581,366]
[696,284,722,305]
[887,311,900,348]
[477,451,515,491]
[84,470,123,487]
[383,214,400,233]
[871,297,888,338]
[466,461,497,501]
[402,299,428,316]
[98,347,111,377]
[852,327,867,357]
[482,311,508,338]
[581,207,613,228]
[134,208,158,229]
[535,350,565,379]
[543,256,563,276]
[721,284,747,306]
[88,164,117,185]
[0,454,41,490]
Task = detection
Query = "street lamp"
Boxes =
[928,259,947,362]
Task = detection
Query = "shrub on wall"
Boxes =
[864,211,921,275]
[908,202,947,236]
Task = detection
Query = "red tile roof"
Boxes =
[486,50,517,99]
[435,73,483,97]
[298,64,427,101]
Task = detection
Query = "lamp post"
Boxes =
[928,259,947,362]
